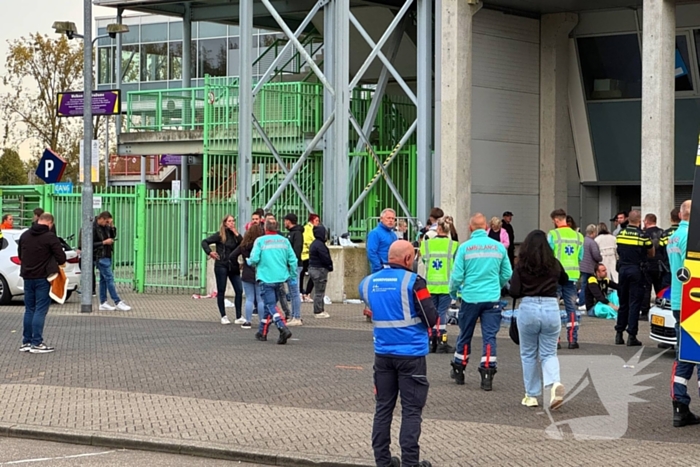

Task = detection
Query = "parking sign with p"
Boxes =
[36,148,67,184]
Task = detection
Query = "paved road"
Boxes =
[0,437,267,466]
[1,292,700,466]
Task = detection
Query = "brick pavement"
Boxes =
[0,293,699,466]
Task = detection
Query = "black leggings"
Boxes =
[214,265,242,318]
[300,259,314,295]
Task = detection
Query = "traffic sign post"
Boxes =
[35,149,68,184]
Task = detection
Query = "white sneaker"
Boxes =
[577,305,586,312]
[233,317,247,325]
[287,318,303,326]
[221,316,231,325]
[522,395,538,407]
[116,301,132,311]
[314,311,330,319]
[99,302,116,311]
[324,296,332,305]
[550,383,565,410]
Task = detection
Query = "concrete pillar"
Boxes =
[539,13,578,231]
[641,0,676,220]
[439,0,480,238]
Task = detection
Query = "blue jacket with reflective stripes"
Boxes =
[449,229,512,303]
[248,233,298,284]
[359,266,429,357]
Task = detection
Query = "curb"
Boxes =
[0,423,374,467]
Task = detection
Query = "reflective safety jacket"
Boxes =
[548,227,584,281]
[668,220,689,311]
[449,230,512,303]
[359,266,431,357]
[248,233,298,284]
[419,235,458,295]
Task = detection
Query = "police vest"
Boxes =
[549,228,583,281]
[361,267,428,357]
[420,236,458,294]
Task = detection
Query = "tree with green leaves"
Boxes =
[1,33,103,184]
[0,148,29,185]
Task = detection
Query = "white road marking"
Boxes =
[0,450,117,465]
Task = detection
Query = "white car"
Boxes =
[649,286,676,347]
[0,228,80,304]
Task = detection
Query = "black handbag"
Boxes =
[509,298,520,345]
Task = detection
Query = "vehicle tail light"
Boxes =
[67,256,80,264]
[10,256,20,265]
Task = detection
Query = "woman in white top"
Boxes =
[595,223,618,282]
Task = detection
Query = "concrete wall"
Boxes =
[326,245,370,302]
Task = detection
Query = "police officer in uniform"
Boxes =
[659,207,681,289]
[615,210,654,346]
[360,240,437,467]
[547,209,584,349]
[667,200,700,427]
[419,216,459,353]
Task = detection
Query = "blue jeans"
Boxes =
[258,282,288,335]
[453,301,502,368]
[672,310,699,405]
[431,294,452,337]
[577,273,592,306]
[242,280,264,322]
[518,297,562,397]
[214,265,243,319]
[23,278,52,346]
[557,281,579,343]
[287,266,303,319]
[98,257,122,305]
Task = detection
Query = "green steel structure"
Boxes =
[0,74,418,293]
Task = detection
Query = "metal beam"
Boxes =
[265,113,336,210]
[118,140,203,155]
[416,0,432,223]
[322,0,336,230]
[348,0,413,90]
[252,116,315,213]
[348,113,413,222]
[238,0,254,225]
[349,12,417,105]
[180,2,191,277]
[254,0,327,95]
[260,0,335,95]
[348,13,408,186]
[332,0,350,237]
[190,0,323,21]
[348,118,418,218]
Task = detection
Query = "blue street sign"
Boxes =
[36,149,67,184]
[54,182,73,194]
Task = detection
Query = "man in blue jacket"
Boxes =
[248,219,295,344]
[367,208,399,273]
[449,213,512,390]
[360,240,437,467]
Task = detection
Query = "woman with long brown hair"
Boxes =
[231,224,264,329]
[201,214,243,325]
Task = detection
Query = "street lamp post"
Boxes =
[52,17,128,313]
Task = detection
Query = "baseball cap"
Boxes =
[283,213,298,224]
[503,211,513,217]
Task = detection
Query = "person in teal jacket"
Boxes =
[247,218,295,345]
[449,213,512,391]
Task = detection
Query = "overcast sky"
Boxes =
[0,1,114,159]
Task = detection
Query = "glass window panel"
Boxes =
[259,34,277,48]
[198,38,227,78]
[677,35,693,92]
[121,45,140,83]
[141,43,168,81]
[98,46,114,84]
[169,21,182,41]
[229,25,239,35]
[169,42,182,80]
[578,34,642,100]
[228,48,240,76]
[122,24,140,44]
[198,22,228,38]
[97,27,113,46]
[229,37,239,50]
[141,23,168,43]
